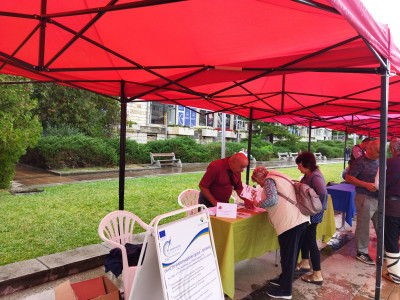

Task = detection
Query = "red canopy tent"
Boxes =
[1,0,399,143]
[1,0,399,130]
[1,1,399,296]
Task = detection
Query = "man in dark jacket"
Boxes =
[383,137,400,283]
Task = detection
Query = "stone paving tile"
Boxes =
[358,271,397,300]
[353,295,373,300]
[388,284,400,300]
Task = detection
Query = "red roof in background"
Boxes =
[1,0,399,135]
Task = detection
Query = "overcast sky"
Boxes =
[361,0,400,45]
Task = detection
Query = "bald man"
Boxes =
[199,153,248,207]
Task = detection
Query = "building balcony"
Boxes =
[167,126,195,136]
[201,129,218,137]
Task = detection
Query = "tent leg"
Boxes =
[375,59,389,300]
[308,122,312,152]
[221,113,226,159]
[119,82,127,210]
[344,127,348,169]
[246,109,253,185]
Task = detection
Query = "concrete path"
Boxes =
[12,159,343,188]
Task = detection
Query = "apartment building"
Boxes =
[124,102,331,144]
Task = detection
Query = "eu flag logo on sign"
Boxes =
[159,230,166,238]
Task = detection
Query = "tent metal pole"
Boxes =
[375,59,389,300]
[221,113,226,159]
[246,108,253,185]
[344,127,348,169]
[119,81,127,210]
[308,122,312,152]
[38,0,47,69]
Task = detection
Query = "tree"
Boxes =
[0,75,42,188]
[31,84,120,137]
[252,121,299,143]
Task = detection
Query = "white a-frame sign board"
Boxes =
[129,205,224,300]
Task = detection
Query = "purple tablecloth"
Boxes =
[327,183,356,226]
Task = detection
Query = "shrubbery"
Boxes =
[22,134,118,169]
[20,134,346,170]
[0,75,41,188]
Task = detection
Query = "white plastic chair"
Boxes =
[98,211,148,300]
[178,189,200,216]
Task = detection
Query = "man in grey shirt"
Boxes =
[346,139,380,265]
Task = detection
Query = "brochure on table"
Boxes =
[216,202,237,218]
[240,184,262,202]
[130,206,223,300]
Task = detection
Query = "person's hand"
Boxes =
[365,182,377,192]
[244,198,254,209]
[250,190,259,207]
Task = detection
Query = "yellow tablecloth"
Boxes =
[210,197,336,299]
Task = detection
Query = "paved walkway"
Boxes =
[3,161,399,300]
[12,159,343,188]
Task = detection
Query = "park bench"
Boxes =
[150,152,182,168]
[289,152,299,161]
[314,152,327,160]
[278,152,290,160]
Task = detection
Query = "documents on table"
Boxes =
[216,202,237,218]
[208,206,217,216]
[236,212,252,218]
[209,200,265,218]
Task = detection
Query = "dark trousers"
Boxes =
[198,192,213,208]
[300,223,321,271]
[277,222,308,293]
[385,215,400,253]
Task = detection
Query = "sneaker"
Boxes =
[269,277,280,286]
[267,288,292,299]
[356,252,375,265]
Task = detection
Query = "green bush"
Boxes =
[314,144,334,158]
[315,140,345,158]
[105,138,148,164]
[0,75,41,188]
[22,134,118,169]
[271,145,289,155]
[42,124,81,137]
[20,133,349,170]
[251,144,273,160]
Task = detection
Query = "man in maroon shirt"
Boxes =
[198,153,248,207]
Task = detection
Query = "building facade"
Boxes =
[124,102,332,144]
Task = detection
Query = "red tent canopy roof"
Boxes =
[1,0,400,134]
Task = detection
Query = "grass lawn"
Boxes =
[0,163,344,266]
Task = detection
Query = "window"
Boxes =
[177,105,197,127]
[234,116,246,130]
[217,113,232,129]
[167,105,176,124]
[150,103,176,125]
[225,114,231,129]
[199,109,214,127]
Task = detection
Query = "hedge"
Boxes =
[20,134,346,170]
